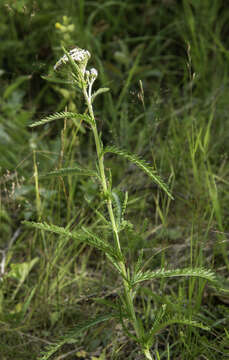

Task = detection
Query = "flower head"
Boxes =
[54,47,91,74]
[90,68,98,80]
[85,68,98,84]
[85,68,98,96]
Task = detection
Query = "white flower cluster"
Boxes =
[54,47,91,71]
[54,47,98,94]
[85,68,98,96]
[86,68,98,83]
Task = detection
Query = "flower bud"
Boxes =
[90,68,98,80]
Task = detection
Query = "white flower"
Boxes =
[87,68,98,97]
[54,47,91,73]
[90,68,98,80]
[85,68,98,83]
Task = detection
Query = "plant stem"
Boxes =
[82,87,142,344]
[143,348,154,360]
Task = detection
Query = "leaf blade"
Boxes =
[132,267,216,286]
[39,313,113,360]
[103,146,174,199]
[29,112,93,128]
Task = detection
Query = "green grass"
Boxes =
[1,0,229,359]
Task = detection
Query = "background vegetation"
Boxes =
[0,0,229,359]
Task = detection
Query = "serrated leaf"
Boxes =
[148,304,167,338]
[22,220,80,240]
[38,313,113,360]
[82,227,123,261]
[23,221,121,261]
[146,314,210,348]
[29,112,93,128]
[103,146,174,200]
[132,267,216,286]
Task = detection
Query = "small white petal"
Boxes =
[54,47,91,71]
[90,68,98,79]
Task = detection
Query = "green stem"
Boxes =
[82,86,141,342]
[143,348,154,360]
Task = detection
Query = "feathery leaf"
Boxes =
[23,221,122,261]
[131,267,216,286]
[39,313,113,360]
[103,146,174,199]
[22,221,80,239]
[82,227,123,261]
[146,314,210,348]
[29,112,93,128]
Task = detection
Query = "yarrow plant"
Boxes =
[24,47,216,360]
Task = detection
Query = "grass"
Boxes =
[1,0,229,359]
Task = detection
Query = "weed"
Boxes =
[24,47,216,360]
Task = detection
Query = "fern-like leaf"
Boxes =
[29,112,93,128]
[39,313,113,360]
[23,221,122,261]
[134,249,144,275]
[111,190,129,232]
[146,314,209,349]
[131,267,216,286]
[82,227,123,261]
[149,304,167,338]
[102,146,174,199]
[22,220,80,239]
